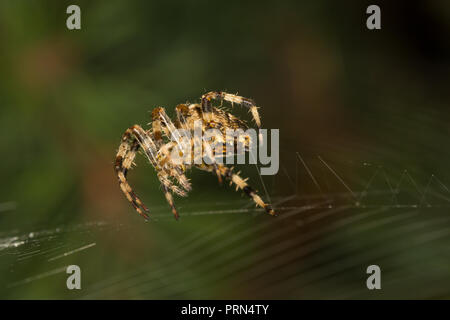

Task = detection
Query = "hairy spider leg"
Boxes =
[196,164,276,216]
[203,139,224,184]
[202,91,262,128]
[157,172,187,197]
[152,107,183,146]
[175,104,190,130]
[161,184,179,220]
[175,104,197,160]
[157,140,192,192]
[115,125,154,219]
[172,166,192,191]
[151,107,165,148]
[201,95,214,123]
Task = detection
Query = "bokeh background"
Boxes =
[1,0,450,299]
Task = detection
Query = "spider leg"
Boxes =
[150,107,164,148]
[197,164,276,216]
[202,91,262,128]
[152,107,183,147]
[115,126,152,219]
[158,172,188,197]
[172,167,192,191]
[203,140,223,184]
[175,104,190,130]
[161,184,179,220]
[157,141,192,192]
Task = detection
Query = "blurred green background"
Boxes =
[1,0,450,299]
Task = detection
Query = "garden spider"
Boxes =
[114,91,276,220]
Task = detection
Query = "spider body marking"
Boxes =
[114,91,276,220]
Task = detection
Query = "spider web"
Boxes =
[1,149,450,299]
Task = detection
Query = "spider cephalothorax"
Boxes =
[114,91,276,220]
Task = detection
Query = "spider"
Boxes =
[114,91,276,220]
